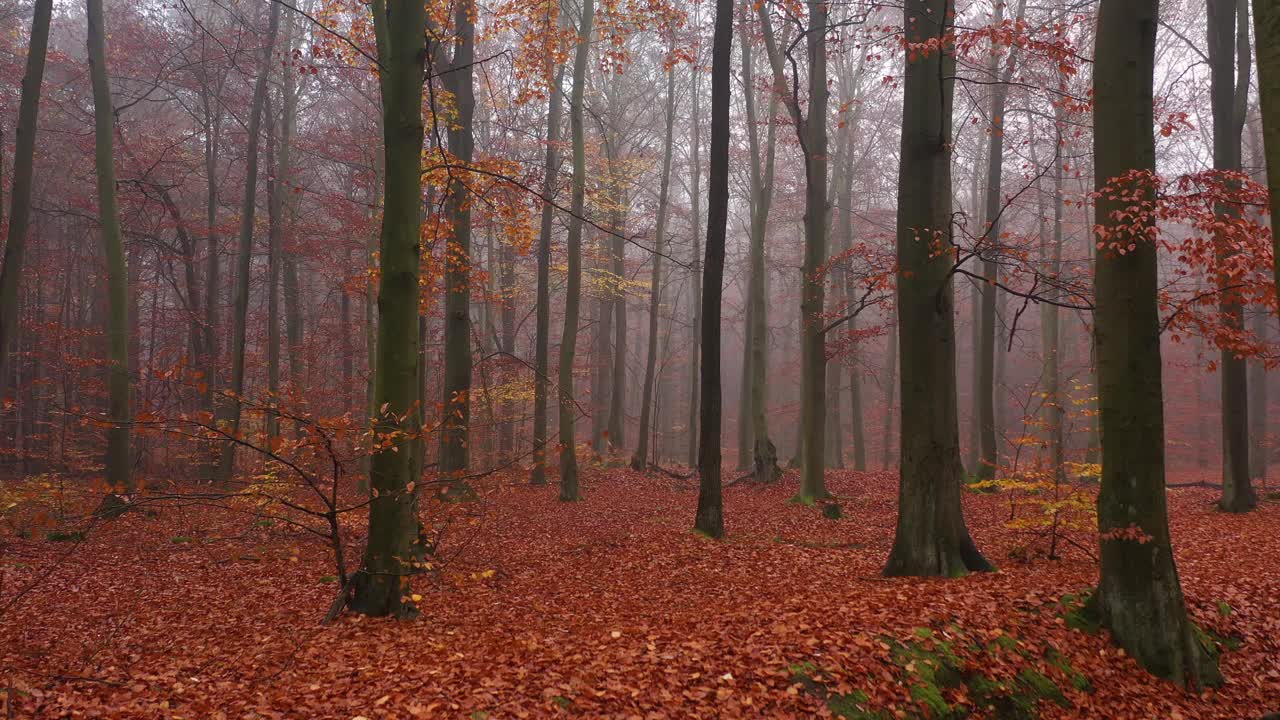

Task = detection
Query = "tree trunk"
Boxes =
[694,0,732,539]
[438,0,476,497]
[1256,0,1280,338]
[0,0,52,386]
[266,98,282,442]
[687,58,703,469]
[976,0,1026,480]
[530,53,566,486]
[558,0,594,501]
[347,0,428,618]
[215,2,280,485]
[609,208,627,451]
[881,307,897,470]
[742,7,781,483]
[1210,0,1256,512]
[633,60,676,471]
[884,0,991,577]
[87,0,133,509]
[1090,0,1221,685]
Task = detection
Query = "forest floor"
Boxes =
[1,467,1278,719]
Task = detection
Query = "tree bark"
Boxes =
[87,0,133,507]
[1090,0,1221,685]
[558,0,594,501]
[633,60,677,471]
[0,0,52,387]
[215,2,280,485]
[438,0,477,497]
[694,0,732,539]
[530,55,566,486]
[884,0,991,577]
[687,57,704,469]
[1210,0,1256,512]
[347,0,428,617]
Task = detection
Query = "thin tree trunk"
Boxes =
[742,6,781,482]
[215,3,280,485]
[266,98,282,442]
[558,0,594,501]
[87,0,133,508]
[1256,0,1280,337]
[976,0,1026,480]
[884,0,990,577]
[0,0,52,386]
[1090,0,1221,686]
[633,60,676,471]
[439,0,477,496]
[694,0,732,539]
[687,57,703,469]
[530,53,566,486]
[1210,0,1256,512]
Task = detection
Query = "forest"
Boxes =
[1,0,1279,716]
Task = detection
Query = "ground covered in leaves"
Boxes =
[2,469,1278,719]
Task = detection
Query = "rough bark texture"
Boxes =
[1091,0,1221,685]
[694,0,731,540]
[347,0,428,618]
[884,0,991,578]
[558,0,594,501]
[686,59,703,470]
[0,0,52,387]
[1258,0,1280,339]
[87,0,133,504]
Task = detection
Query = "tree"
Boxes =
[756,0,828,501]
[884,0,991,578]
[439,0,478,498]
[1089,0,1220,686]
[558,0,595,502]
[215,1,280,485]
[694,0,732,539]
[346,0,429,618]
[975,0,1028,481]
[1209,0,1256,513]
[633,52,677,471]
[1256,0,1280,332]
[87,0,133,511]
[0,0,52,388]
[530,57,566,486]
[740,5,782,483]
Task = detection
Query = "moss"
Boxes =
[988,634,1019,652]
[1045,649,1092,692]
[828,689,888,720]
[318,575,339,584]
[822,501,844,520]
[913,627,935,640]
[551,695,573,709]
[1059,592,1100,635]
[45,530,86,542]
[1216,600,1232,617]
[1015,669,1069,708]
[170,535,194,544]
[788,494,817,507]
[909,682,955,718]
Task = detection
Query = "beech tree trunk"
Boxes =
[884,0,991,577]
[438,0,477,497]
[215,2,280,485]
[687,59,703,469]
[87,0,133,507]
[1090,0,1221,685]
[1256,0,1280,338]
[347,0,428,617]
[1210,0,1256,512]
[633,61,676,471]
[694,0,731,539]
[530,55,565,486]
[0,0,52,387]
[558,0,594,501]
[741,9,781,483]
